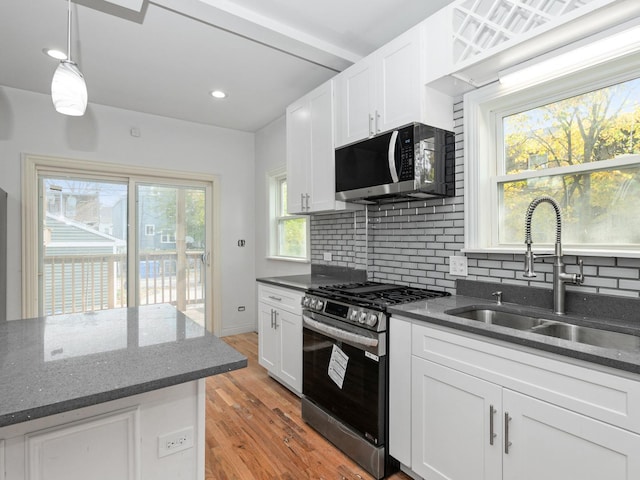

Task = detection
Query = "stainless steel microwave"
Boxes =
[335,123,455,203]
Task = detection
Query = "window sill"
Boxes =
[462,247,640,259]
[266,255,310,264]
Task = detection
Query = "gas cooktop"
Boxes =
[307,281,450,309]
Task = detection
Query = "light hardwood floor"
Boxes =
[205,332,411,480]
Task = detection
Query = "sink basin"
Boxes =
[445,305,640,353]
[447,307,549,330]
[531,323,640,351]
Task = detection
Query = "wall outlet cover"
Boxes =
[449,256,468,277]
[323,252,332,261]
[158,426,194,458]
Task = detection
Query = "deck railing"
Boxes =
[43,251,206,315]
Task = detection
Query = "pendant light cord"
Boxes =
[66,0,72,62]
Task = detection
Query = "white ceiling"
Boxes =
[0,0,454,132]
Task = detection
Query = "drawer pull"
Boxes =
[268,295,282,301]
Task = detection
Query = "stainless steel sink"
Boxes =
[530,322,640,351]
[445,306,640,353]
[447,307,549,330]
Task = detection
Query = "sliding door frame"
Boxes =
[22,154,221,334]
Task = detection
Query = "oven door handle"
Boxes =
[303,316,379,348]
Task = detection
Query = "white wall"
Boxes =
[0,86,256,336]
[254,115,310,279]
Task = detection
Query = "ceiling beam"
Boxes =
[151,0,358,72]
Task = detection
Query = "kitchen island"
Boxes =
[0,304,246,480]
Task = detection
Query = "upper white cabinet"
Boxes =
[286,80,354,214]
[335,25,454,147]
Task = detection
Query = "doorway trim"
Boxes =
[21,154,221,335]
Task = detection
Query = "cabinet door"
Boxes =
[258,302,278,373]
[286,98,311,215]
[503,390,640,480]
[335,60,374,147]
[411,357,502,480]
[276,308,302,393]
[307,82,336,213]
[375,27,421,134]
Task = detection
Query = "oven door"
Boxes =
[302,314,386,446]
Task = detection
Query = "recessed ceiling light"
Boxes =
[210,90,227,99]
[43,48,67,60]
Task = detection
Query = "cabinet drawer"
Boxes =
[257,283,302,313]
[410,321,640,435]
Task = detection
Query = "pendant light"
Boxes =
[51,0,87,116]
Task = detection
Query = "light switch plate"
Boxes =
[449,256,468,276]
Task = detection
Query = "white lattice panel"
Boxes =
[452,0,596,64]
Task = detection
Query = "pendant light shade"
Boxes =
[51,0,87,116]
[52,60,87,116]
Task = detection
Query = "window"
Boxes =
[145,224,155,236]
[268,169,309,261]
[465,53,640,256]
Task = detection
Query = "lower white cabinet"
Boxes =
[391,317,640,480]
[257,283,302,394]
[1,380,205,480]
[411,356,501,480]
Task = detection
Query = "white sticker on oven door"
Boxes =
[328,344,349,389]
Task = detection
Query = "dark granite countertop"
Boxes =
[257,266,368,292]
[0,304,247,428]
[389,295,640,376]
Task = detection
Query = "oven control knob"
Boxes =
[349,310,359,321]
[316,300,324,311]
[359,311,367,323]
[310,298,317,309]
[366,313,379,327]
[302,297,310,307]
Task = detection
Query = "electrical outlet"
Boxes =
[158,426,194,458]
[449,256,468,277]
[323,252,332,261]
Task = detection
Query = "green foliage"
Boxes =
[501,78,640,246]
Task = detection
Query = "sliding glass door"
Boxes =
[37,171,212,329]
[137,184,207,326]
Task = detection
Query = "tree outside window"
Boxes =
[499,77,640,247]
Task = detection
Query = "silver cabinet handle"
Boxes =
[270,309,274,329]
[305,193,310,211]
[504,412,512,454]
[369,114,374,136]
[300,193,304,210]
[489,405,496,445]
[273,310,279,329]
[268,295,282,302]
[376,110,380,133]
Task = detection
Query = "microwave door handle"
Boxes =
[388,130,400,183]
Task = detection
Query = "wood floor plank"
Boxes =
[205,332,411,480]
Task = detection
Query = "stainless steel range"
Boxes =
[301,281,450,479]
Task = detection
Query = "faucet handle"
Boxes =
[575,258,585,284]
[492,291,503,305]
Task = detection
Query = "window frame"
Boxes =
[464,51,640,258]
[267,168,309,262]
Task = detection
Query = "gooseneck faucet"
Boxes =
[523,196,584,315]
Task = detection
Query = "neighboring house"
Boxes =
[43,213,126,315]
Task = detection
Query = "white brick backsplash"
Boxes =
[308,98,640,298]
